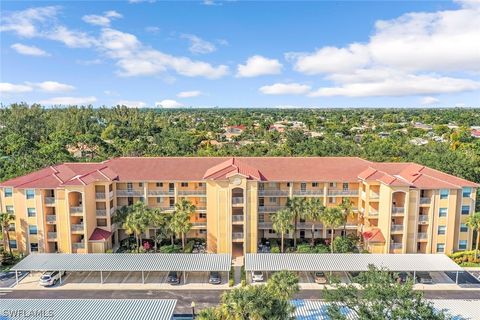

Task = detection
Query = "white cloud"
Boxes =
[128,0,156,3]
[0,6,59,37]
[181,34,216,54]
[259,83,311,95]
[177,90,202,98]
[0,82,33,94]
[11,43,49,56]
[82,10,122,27]
[29,81,75,92]
[46,26,97,48]
[420,96,440,105]
[237,55,283,78]
[38,96,97,105]
[155,99,183,108]
[116,100,147,108]
[145,26,161,33]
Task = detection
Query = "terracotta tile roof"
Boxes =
[89,228,112,241]
[362,228,385,243]
[1,157,477,189]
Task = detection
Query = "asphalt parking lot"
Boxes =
[0,271,29,288]
[445,271,480,286]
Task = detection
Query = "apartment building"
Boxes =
[0,157,477,256]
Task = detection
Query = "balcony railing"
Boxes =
[258,206,285,213]
[109,191,114,199]
[96,192,106,200]
[418,215,429,223]
[390,243,402,250]
[47,232,57,239]
[71,223,84,232]
[159,206,175,211]
[420,197,431,204]
[361,191,366,199]
[178,189,206,196]
[391,224,403,232]
[258,190,289,197]
[232,197,244,205]
[72,242,85,249]
[392,207,405,214]
[418,232,428,240]
[370,192,380,199]
[368,209,379,216]
[45,197,55,205]
[258,222,272,229]
[196,206,207,211]
[110,207,116,215]
[232,215,244,222]
[232,232,244,240]
[70,206,83,214]
[96,209,107,216]
[327,190,359,196]
[148,190,174,196]
[116,190,144,197]
[46,215,56,223]
[292,190,324,196]
[191,222,207,228]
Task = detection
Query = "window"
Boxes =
[300,183,306,191]
[329,182,336,188]
[268,229,275,234]
[328,197,335,204]
[437,226,446,235]
[436,243,445,253]
[462,187,472,198]
[258,183,264,191]
[156,182,163,187]
[286,182,291,187]
[258,214,264,222]
[4,188,13,197]
[181,182,189,187]
[9,240,17,249]
[440,189,449,199]
[459,240,468,250]
[6,205,14,214]
[30,243,39,252]
[169,183,175,191]
[343,183,349,190]
[139,182,143,187]
[199,229,207,235]
[28,225,38,235]
[169,197,175,206]
[127,183,133,191]
[26,189,35,200]
[139,197,144,203]
[461,205,470,215]
[27,208,36,217]
[198,183,204,187]
[199,213,207,219]
[156,197,162,203]
[268,197,277,204]
[312,182,319,187]
[9,223,15,232]
[439,208,447,217]
[259,198,265,206]
[460,223,468,232]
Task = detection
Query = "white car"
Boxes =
[251,271,264,282]
[39,271,65,287]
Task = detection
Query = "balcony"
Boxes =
[232,197,244,205]
[370,192,380,199]
[420,197,431,205]
[232,215,244,223]
[96,209,107,216]
[70,206,83,215]
[232,232,244,241]
[258,206,285,213]
[147,190,174,196]
[327,189,359,196]
[391,224,403,233]
[110,207,116,215]
[45,197,55,206]
[392,207,405,215]
[47,232,57,240]
[258,222,272,229]
[418,232,428,240]
[178,189,206,196]
[96,192,106,200]
[72,242,85,249]
[46,215,56,224]
[116,190,144,197]
[390,242,403,250]
[196,206,207,211]
[368,209,379,217]
[191,222,207,228]
[292,190,324,196]
[361,191,366,200]
[159,206,175,211]
[418,215,429,223]
[258,190,289,197]
[71,223,84,232]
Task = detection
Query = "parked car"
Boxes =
[251,271,264,282]
[167,271,181,285]
[209,271,222,285]
[0,271,16,281]
[314,272,328,284]
[416,272,433,284]
[396,272,410,284]
[39,271,65,287]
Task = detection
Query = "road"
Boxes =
[3,289,480,314]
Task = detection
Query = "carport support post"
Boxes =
[100,271,103,284]
[60,271,62,284]
[142,271,144,284]
[413,271,416,282]
[15,270,18,285]
[455,271,459,284]
[183,271,186,284]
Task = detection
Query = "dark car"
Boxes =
[209,271,222,285]
[416,272,433,284]
[396,272,410,284]
[167,271,181,285]
[0,271,16,281]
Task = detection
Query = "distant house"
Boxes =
[413,122,433,131]
[378,132,390,138]
[410,137,428,146]
[471,129,480,139]
[447,123,459,130]
[223,125,246,141]
[67,143,98,158]
[308,131,324,138]
[432,136,447,143]
[269,123,286,133]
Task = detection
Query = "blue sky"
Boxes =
[0,0,479,108]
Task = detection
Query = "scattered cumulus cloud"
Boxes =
[116,100,147,108]
[155,99,183,108]
[0,82,33,94]
[181,34,216,54]
[0,6,59,37]
[177,90,202,98]
[259,83,311,95]
[145,26,161,33]
[0,81,74,94]
[11,43,50,56]
[420,96,440,106]
[37,96,97,105]
[237,55,282,78]
[82,10,122,27]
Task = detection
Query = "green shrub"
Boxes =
[228,278,234,287]
[333,236,356,253]
[271,247,280,253]
[296,243,315,253]
[159,244,181,253]
[241,280,246,287]
[315,244,330,253]
[184,240,195,253]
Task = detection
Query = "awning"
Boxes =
[245,253,462,272]
[12,253,231,272]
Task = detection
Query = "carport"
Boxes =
[0,299,177,320]
[245,253,463,284]
[11,253,231,286]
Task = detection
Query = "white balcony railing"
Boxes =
[47,232,57,239]
[110,207,116,215]
[418,215,429,223]
[370,192,380,199]
[420,197,431,204]
[96,192,106,200]
[147,190,174,196]
[293,190,324,196]
[45,197,55,205]
[232,215,244,222]
[392,207,405,214]
[96,209,107,216]
[391,224,403,232]
[191,222,207,228]
[232,232,244,240]
[72,242,85,249]
[159,206,175,211]
[196,206,207,211]
[368,209,379,216]
[178,189,206,196]
[390,243,402,250]
[109,191,114,199]
[232,197,244,205]
[258,190,289,197]
[327,190,359,196]
[258,222,272,229]
[70,206,83,214]
[258,206,285,213]
[71,223,84,232]
[418,232,428,240]
[46,215,56,223]
[116,190,144,197]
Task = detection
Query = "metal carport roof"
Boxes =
[12,253,232,272]
[245,253,462,272]
[0,299,176,320]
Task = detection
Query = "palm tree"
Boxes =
[170,199,195,251]
[467,212,480,257]
[339,198,355,234]
[123,201,150,252]
[321,207,345,253]
[305,198,325,246]
[149,208,170,251]
[271,208,293,253]
[0,212,15,255]
[287,197,307,248]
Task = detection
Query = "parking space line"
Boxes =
[104,272,111,282]
[82,271,92,283]
[122,271,132,283]
[144,271,150,283]
[62,272,71,283]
